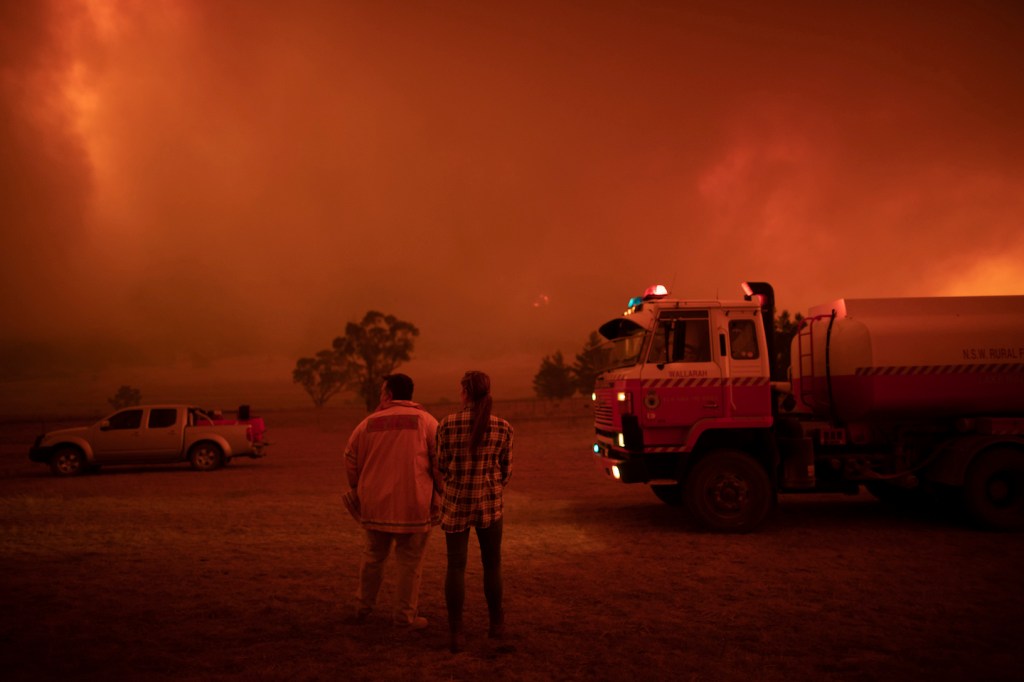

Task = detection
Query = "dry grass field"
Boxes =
[1,403,1022,681]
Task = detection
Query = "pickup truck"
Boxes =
[29,404,268,476]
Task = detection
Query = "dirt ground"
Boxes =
[1,404,1022,681]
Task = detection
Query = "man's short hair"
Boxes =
[384,373,414,401]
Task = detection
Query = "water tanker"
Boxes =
[792,295,1024,422]
[590,282,1024,532]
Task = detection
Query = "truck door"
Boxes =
[724,312,772,417]
[144,407,184,459]
[640,309,723,435]
[90,408,145,462]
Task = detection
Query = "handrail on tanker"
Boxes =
[795,313,833,411]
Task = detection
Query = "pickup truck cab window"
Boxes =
[106,409,143,430]
[148,408,178,429]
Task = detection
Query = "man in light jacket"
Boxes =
[344,373,440,628]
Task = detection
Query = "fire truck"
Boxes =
[590,282,1024,532]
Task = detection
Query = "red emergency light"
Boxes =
[643,284,668,300]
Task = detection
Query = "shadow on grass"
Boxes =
[557,489,975,535]
[8,459,272,480]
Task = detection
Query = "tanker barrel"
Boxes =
[802,295,1024,421]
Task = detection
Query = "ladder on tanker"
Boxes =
[795,313,833,412]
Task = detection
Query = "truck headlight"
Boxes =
[617,433,625,448]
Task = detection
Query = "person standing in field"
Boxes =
[344,373,440,628]
[436,370,514,653]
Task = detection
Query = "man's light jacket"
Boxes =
[345,400,439,533]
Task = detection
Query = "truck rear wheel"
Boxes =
[50,446,86,477]
[964,447,1024,530]
[189,442,224,471]
[684,449,772,533]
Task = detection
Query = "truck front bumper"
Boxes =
[592,442,680,484]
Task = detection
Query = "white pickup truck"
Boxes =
[29,404,268,476]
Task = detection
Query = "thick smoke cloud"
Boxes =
[2,0,1022,406]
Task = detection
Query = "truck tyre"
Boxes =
[189,442,224,471]
[652,483,683,506]
[50,446,86,477]
[963,447,1024,530]
[684,449,772,533]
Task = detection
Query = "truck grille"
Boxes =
[594,394,615,429]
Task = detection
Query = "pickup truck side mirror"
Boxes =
[99,420,111,431]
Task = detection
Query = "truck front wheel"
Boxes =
[50,446,86,477]
[964,447,1024,530]
[189,442,224,471]
[684,449,772,533]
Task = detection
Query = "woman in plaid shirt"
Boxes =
[436,370,514,653]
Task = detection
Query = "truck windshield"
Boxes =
[595,318,649,371]
[599,333,647,371]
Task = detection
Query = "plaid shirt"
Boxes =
[436,407,513,533]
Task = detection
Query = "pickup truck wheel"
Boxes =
[964,447,1024,530]
[652,483,683,506]
[684,449,772,533]
[189,442,224,471]
[50,447,86,477]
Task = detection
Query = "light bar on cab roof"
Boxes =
[643,284,668,300]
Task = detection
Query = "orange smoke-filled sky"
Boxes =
[1,0,1022,404]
